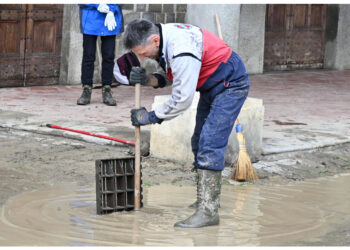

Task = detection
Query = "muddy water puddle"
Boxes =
[1,173,350,246]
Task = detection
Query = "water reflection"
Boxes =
[0,173,349,246]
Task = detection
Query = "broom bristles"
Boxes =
[230,132,259,181]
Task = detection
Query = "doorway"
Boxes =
[0,4,63,87]
[264,4,327,71]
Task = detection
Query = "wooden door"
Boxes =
[0,5,26,87]
[25,4,63,86]
[0,4,63,87]
[264,4,327,71]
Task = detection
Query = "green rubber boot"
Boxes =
[77,85,92,105]
[102,85,116,106]
[174,169,222,228]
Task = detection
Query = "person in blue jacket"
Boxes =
[77,4,124,106]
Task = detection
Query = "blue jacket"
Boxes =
[79,4,124,36]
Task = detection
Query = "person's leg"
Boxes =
[77,34,97,105]
[175,86,249,228]
[101,35,116,106]
[188,95,210,209]
[195,86,249,172]
[189,95,210,208]
[191,95,210,167]
[101,35,116,85]
[81,34,97,86]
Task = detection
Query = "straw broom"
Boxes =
[215,14,258,181]
[230,121,259,181]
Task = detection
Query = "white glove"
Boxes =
[97,4,109,13]
[104,11,117,31]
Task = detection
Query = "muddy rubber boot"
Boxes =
[77,85,92,105]
[188,170,199,208]
[174,169,222,228]
[102,85,116,106]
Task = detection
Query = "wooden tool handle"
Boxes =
[215,13,223,41]
[134,83,141,210]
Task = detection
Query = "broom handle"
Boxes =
[216,14,257,181]
[215,13,223,41]
[216,13,240,127]
[134,83,141,210]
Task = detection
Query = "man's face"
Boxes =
[132,35,160,60]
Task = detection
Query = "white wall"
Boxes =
[186,4,266,74]
[334,5,350,70]
[186,4,241,52]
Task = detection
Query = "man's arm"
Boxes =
[129,68,171,88]
[148,74,161,88]
[130,55,201,126]
[147,73,172,88]
[154,55,201,120]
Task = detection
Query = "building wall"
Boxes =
[60,4,350,85]
[324,5,339,69]
[59,5,83,85]
[337,5,350,69]
[186,4,266,74]
[324,4,350,70]
[238,5,266,74]
[119,4,187,55]
[186,5,241,52]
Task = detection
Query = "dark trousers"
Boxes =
[81,34,116,86]
[191,85,249,171]
[191,52,250,171]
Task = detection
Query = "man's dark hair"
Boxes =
[123,19,159,49]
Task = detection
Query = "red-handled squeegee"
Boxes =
[46,124,135,146]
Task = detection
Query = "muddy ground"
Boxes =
[1,126,350,207]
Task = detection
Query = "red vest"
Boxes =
[166,28,232,90]
[197,29,232,89]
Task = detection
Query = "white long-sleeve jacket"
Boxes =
[153,23,203,121]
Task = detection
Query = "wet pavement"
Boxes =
[250,70,350,154]
[1,69,350,246]
[0,69,350,155]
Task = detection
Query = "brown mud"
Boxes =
[0,127,350,246]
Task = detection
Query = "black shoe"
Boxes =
[102,85,116,106]
[77,85,92,105]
